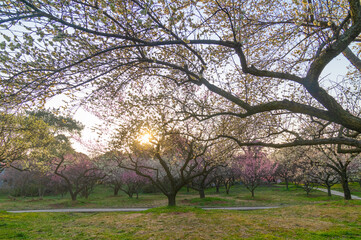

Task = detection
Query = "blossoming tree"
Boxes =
[233,146,277,197]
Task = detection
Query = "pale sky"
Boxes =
[45,94,106,155]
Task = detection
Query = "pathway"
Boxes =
[315,187,361,200]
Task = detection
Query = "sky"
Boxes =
[45,94,105,155]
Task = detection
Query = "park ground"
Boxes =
[0,183,361,239]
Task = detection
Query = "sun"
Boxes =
[139,133,152,144]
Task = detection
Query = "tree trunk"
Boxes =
[215,185,220,193]
[251,189,255,198]
[114,187,119,196]
[83,186,89,199]
[167,194,176,206]
[341,177,352,200]
[38,187,44,199]
[285,178,289,190]
[225,182,231,194]
[70,192,77,201]
[327,186,332,197]
[199,189,205,199]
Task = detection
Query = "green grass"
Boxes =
[0,184,351,211]
[144,206,205,213]
[1,184,361,239]
[0,202,360,239]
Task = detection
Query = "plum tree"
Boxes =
[233,146,277,197]
[53,152,104,201]
[1,0,361,152]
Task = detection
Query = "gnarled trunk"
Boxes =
[341,177,352,200]
[199,189,205,199]
[167,194,176,206]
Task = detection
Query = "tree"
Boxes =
[211,167,225,194]
[53,152,104,201]
[189,157,221,199]
[27,110,96,200]
[233,146,277,197]
[276,145,354,199]
[274,148,303,190]
[188,142,232,198]
[0,162,53,198]
[107,99,233,206]
[349,157,361,188]
[114,128,222,206]
[300,149,339,197]
[310,165,339,197]
[213,164,238,195]
[0,111,54,170]
[26,109,84,156]
[313,145,356,200]
[97,152,124,196]
[293,156,319,196]
[86,76,235,206]
[118,170,148,199]
[97,151,150,198]
[105,170,123,196]
[27,109,84,136]
[275,162,295,191]
[1,1,361,152]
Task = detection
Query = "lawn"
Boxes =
[0,184,349,210]
[1,184,360,239]
[1,202,360,239]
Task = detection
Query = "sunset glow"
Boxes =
[138,133,152,144]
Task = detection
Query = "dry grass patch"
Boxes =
[1,204,361,239]
[70,205,358,239]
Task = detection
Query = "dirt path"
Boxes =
[315,188,361,200]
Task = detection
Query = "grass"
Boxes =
[0,184,360,239]
[0,202,360,239]
[0,184,350,210]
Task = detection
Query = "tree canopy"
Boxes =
[1,0,361,151]
[0,111,54,171]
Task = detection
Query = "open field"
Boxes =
[1,202,361,239]
[1,184,361,239]
[0,184,352,210]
